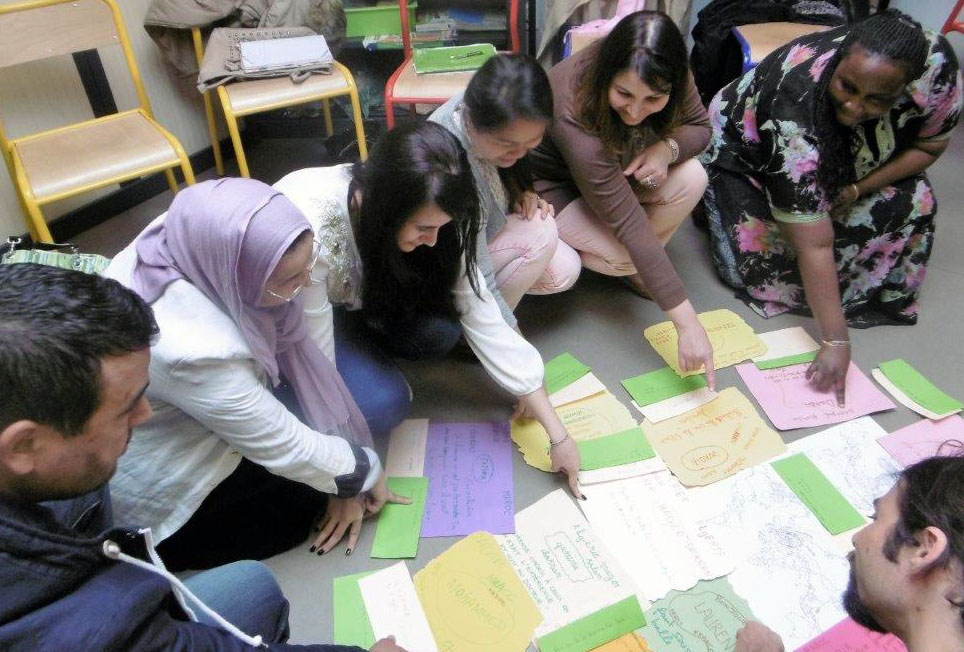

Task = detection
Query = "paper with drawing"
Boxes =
[358,561,438,651]
[580,472,733,602]
[643,387,786,486]
[877,415,964,468]
[643,309,767,376]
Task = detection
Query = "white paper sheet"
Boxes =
[549,372,608,407]
[358,561,438,652]
[753,326,819,362]
[384,418,429,477]
[630,387,717,423]
[872,369,961,421]
[579,472,733,603]
[578,456,666,485]
[787,417,901,516]
[691,465,850,650]
[496,489,643,637]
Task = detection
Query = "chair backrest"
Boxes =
[0,0,118,68]
[398,0,520,57]
[0,0,154,142]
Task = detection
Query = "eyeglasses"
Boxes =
[264,239,323,303]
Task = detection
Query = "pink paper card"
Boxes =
[736,362,894,431]
[795,617,906,651]
[877,415,964,468]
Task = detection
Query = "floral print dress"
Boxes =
[699,26,962,326]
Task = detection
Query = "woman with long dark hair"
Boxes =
[430,53,581,319]
[275,121,584,497]
[699,10,961,403]
[530,11,716,385]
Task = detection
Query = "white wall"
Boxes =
[0,0,212,240]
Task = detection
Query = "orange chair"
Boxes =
[384,0,520,128]
[0,0,195,243]
[944,0,964,37]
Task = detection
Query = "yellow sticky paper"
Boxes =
[414,532,542,652]
[644,387,786,486]
[643,309,768,376]
[511,392,638,472]
[591,633,652,652]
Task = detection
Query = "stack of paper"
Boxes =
[643,309,768,376]
[873,358,962,420]
[642,387,786,486]
[622,366,716,423]
[358,562,438,651]
[736,362,894,431]
[752,326,820,370]
[877,415,964,467]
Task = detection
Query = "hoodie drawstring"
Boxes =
[102,533,265,648]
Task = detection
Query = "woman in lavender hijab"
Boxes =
[104,178,411,571]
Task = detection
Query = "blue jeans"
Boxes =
[184,560,290,644]
[334,310,412,435]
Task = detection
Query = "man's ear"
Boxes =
[909,526,949,573]
[0,421,47,476]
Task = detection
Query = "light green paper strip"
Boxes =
[879,358,962,415]
[545,352,592,395]
[755,350,818,370]
[578,427,655,470]
[537,596,646,652]
[370,476,428,559]
[412,43,496,73]
[772,453,865,535]
[332,570,376,648]
[621,367,707,407]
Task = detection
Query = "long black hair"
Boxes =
[463,53,553,204]
[575,10,689,156]
[352,122,482,326]
[813,10,928,200]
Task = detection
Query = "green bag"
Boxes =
[1,237,111,276]
[412,43,496,74]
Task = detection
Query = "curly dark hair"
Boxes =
[574,10,689,157]
[812,10,929,200]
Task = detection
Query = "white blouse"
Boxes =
[273,165,545,396]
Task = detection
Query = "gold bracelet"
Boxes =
[549,433,571,448]
[822,339,851,347]
[850,183,860,201]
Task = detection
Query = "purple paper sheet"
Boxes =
[420,421,515,537]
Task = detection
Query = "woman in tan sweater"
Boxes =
[530,10,714,380]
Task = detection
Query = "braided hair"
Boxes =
[813,10,928,200]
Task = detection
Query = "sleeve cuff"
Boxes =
[361,447,382,493]
[333,444,379,497]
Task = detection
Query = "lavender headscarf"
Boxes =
[132,178,372,447]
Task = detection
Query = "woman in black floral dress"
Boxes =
[699,10,961,403]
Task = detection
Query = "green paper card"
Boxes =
[639,577,755,651]
[412,43,496,74]
[621,367,707,407]
[772,453,865,534]
[332,570,376,648]
[879,359,962,416]
[578,427,655,470]
[545,352,592,395]
[755,350,818,370]
[370,476,428,558]
[537,596,647,652]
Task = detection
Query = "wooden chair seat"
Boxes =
[390,58,477,101]
[13,109,183,203]
[732,22,832,72]
[220,68,356,116]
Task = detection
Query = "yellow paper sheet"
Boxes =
[644,387,786,486]
[510,392,638,472]
[643,309,768,376]
[591,633,651,652]
[414,532,542,652]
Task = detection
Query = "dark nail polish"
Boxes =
[317,549,325,556]
[309,545,316,552]
[581,495,588,501]
[345,548,353,556]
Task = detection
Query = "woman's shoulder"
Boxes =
[274,165,353,231]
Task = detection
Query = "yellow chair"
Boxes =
[0,0,195,243]
[192,28,368,178]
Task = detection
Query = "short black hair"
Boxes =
[0,264,158,436]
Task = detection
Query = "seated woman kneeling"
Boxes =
[274,121,583,497]
[106,179,411,571]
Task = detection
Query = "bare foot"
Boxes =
[618,273,652,299]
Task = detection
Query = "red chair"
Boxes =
[384,0,520,127]
[943,0,964,37]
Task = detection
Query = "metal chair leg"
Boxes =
[322,98,334,137]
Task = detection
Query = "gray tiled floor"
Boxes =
[74,125,964,645]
